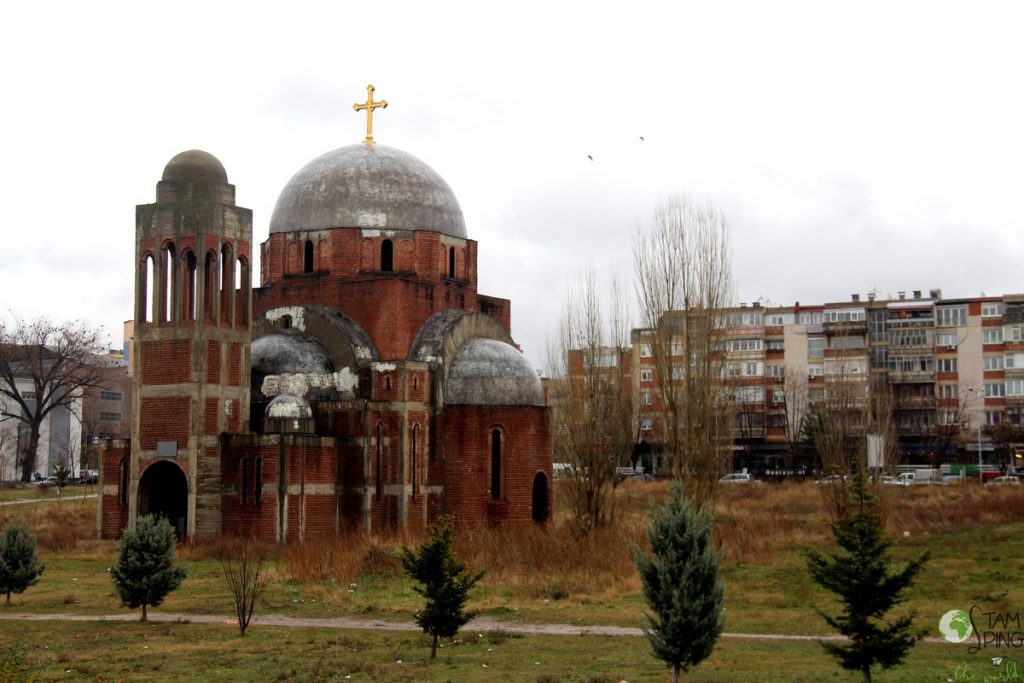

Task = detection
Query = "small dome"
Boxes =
[161,150,228,184]
[265,394,313,420]
[446,338,544,406]
[251,331,334,376]
[269,143,466,238]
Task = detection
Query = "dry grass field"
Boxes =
[1,479,1022,681]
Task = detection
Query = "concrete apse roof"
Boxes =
[269,143,467,238]
[445,338,544,407]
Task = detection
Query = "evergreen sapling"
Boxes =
[806,475,929,683]
[635,482,724,683]
[400,518,482,659]
[111,515,186,621]
[0,522,45,605]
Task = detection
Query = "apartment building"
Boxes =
[629,291,1024,476]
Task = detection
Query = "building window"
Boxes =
[983,329,1004,344]
[808,365,824,378]
[490,429,501,500]
[254,458,262,503]
[448,247,456,278]
[986,410,1003,425]
[639,417,653,431]
[772,390,785,404]
[982,303,1003,317]
[100,390,123,402]
[1007,325,1024,342]
[985,356,1005,371]
[767,364,785,378]
[726,339,763,352]
[100,412,122,422]
[241,458,251,504]
[939,384,959,399]
[937,305,967,327]
[411,424,419,498]
[381,239,394,272]
[303,240,314,273]
[1006,380,1024,396]
[1006,352,1024,369]
[937,358,958,373]
[639,344,652,357]
[766,340,784,351]
[936,332,958,348]
[743,362,763,377]
[119,459,129,507]
[985,383,1005,398]
[808,338,825,358]
[640,368,653,382]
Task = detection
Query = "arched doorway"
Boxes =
[531,471,549,524]
[138,460,188,538]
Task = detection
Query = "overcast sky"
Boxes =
[3,1,1023,369]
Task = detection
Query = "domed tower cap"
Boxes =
[162,149,228,184]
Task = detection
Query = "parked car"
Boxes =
[82,469,99,484]
[815,474,847,485]
[36,476,60,488]
[719,473,756,484]
[985,475,1021,486]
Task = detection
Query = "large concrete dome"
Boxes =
[446,338,544,406]
[269,143,467,238]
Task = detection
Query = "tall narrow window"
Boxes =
[490,429,501,500]
[162,241,176,323]
[411,424,419,498]
[119,458,129,507]
[184,251,197,321]
[376,423,383,501]
[220,244,233,324]
[448,247,456,278]
[254,457,263,503]
[381,239,393,272]
[140,254,154,323]
[303,240,314,273]
[237,257,250,325]
[204,251,218,322]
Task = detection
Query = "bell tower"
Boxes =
[130,150,253,539]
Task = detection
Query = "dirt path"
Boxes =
[0,611,886,642]
[0,493,98,506]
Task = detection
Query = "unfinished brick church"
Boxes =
[99,88,552,541]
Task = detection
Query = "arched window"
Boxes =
[303,240,314,273]
[119,458,129,507]
[281,314,292,330]
[381,239,393,272]
[410,424,419,498]
[139,254,154,323]
[162,241,176,323]
[204,251,218,323]
[448,246,456,278]
[490,429,502,500]
[183,251,197,321]
[376,422,384,501]
[532,472,549,523]
[236,256,250,325]
[220,243,234,324]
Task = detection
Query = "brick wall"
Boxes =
[441,404,552,528]
[138,397,190,449]
[141,339,191,384]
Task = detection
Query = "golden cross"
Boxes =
[353,84,388,144]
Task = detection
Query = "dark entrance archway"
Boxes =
[531,471,549,524]
[138,460,188,538]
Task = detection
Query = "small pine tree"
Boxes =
[399,518,483,659]
[111,515,187,621]
[806,475,929,683]
[0,522,45,605]
[635,482,724,683]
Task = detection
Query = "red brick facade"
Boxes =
[100,146,551,543]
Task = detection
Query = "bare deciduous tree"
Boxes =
[221,537,270,635]
[633,194,734,508]
[782,368,811,469]
[547,266,634,534]
[0,317,107,482]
